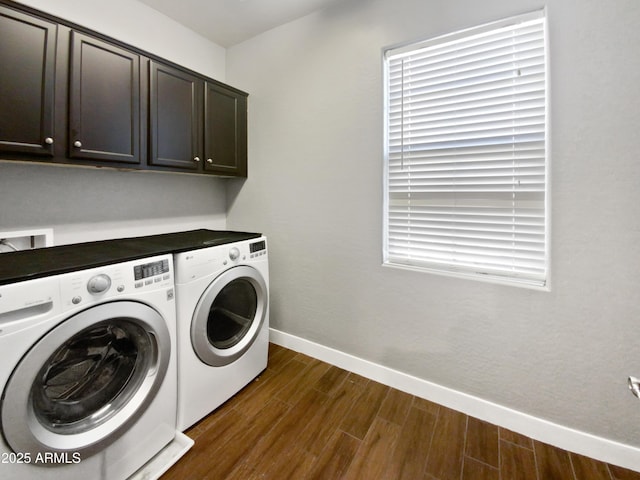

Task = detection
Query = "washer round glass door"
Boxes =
[191,265,267,366]
[1,301,170,458]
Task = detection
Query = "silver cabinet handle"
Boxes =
[73,140,82,148]
[194,157,201,162]
[207,158,213,164]
[44,137,54,145]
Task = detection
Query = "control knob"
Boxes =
[87,274,111,294]
[229,247,240,261]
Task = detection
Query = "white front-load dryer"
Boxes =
[0,254,177,480]
[173,236,269,431]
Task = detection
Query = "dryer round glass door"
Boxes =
[1,301,171,459]
[191,265,268,366]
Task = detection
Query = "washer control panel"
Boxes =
[133,258,171,289]
[61,254,174,308]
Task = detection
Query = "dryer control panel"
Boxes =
[174,237,268,284]
[249,240,267,257]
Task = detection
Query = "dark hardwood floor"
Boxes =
[163,344,640,480]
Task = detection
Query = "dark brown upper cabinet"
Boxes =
[149,61,203,171]
[0,0,248,177]
[204,82,247,177]
[150,66,248,177]
[0,6,56,156]
[68,31,141,165]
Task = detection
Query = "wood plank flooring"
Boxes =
[162,344,640,480]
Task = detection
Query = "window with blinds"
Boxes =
[383,11,548,288]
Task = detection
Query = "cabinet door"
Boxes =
[0,6,56,156]
[149,61,202,170]
[69,32,141,164]
[204,82,247,177]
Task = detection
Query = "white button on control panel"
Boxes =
[87,274,111,294]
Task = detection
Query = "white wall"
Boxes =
[226,0,640,458]
[1,0,228,244]
[0,163,226,244]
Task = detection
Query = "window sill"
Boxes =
[381,261,550,292]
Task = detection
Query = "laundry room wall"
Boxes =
[0,0,228,246]
[225,0,640,463]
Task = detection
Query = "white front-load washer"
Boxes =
[173,236,269,431]
[0,254,177,480]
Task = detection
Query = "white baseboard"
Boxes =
[270,328,640,473]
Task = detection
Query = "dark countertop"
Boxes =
[0,229,262,285]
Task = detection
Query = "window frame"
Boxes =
[382,10,550,290]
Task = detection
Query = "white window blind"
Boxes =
[383,11,548,287]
